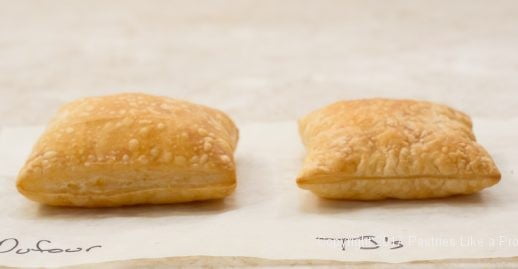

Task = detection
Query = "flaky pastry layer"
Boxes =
[19,185,235,207]
[297,98,501,200]
[17,93,239,207]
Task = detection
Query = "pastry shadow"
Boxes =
[34,198,236,219]
[300,192,488,214]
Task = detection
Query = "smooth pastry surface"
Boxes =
[17,93,239,207]
[297,98,500,200]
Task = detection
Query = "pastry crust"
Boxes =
[17,93,239,207]
[297,99,501,200]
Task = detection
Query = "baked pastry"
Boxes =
[297,98,500,200]
[17,93,238,207]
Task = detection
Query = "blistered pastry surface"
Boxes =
[297,99,500,198]
[16,93,239,206]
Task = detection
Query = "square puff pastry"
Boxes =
[17,93,239,207]
[297,98,501,200]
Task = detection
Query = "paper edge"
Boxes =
[1,255,512,269]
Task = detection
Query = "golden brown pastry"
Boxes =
[17,93,238,207]
[297,98,500,200]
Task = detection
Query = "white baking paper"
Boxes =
[0,119,517,267]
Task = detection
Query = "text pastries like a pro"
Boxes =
[17,93,239,207]
[297,99,500,200]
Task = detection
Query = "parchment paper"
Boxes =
[0,119,516,268]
